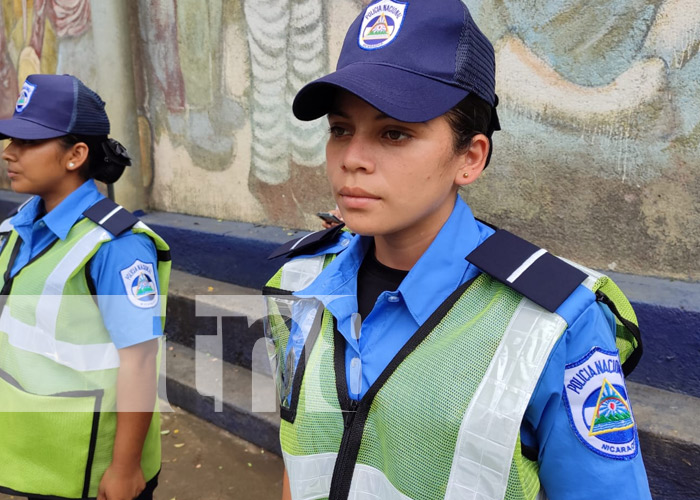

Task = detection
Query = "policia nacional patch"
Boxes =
[563,347,639,460]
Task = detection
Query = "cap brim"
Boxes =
[293,63,469,123]
[0,117,67,140]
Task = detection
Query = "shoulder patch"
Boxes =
[120,260,158,308]
[465,230,587,312]
[83,198,138,237]
[268,224,347,260]
[563,347,638,460]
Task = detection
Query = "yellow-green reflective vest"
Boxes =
[264,253,639,500]
[0,208,170,499]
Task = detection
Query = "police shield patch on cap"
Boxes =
[358,0,407,50]
[15,81,37,113]
[120,260,158,308]
[564,347,639,460]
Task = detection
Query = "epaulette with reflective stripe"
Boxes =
[466,230,587,313]
[83,198,138,237]
[268,224,346,260]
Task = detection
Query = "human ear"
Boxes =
[64,142,90,172]
[455,134,489,186]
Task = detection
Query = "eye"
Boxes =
[383,130,410,141]
[10,138,39,147]
[329,125,351,138]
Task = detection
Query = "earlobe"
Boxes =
[455,134,489,186]
[65,142,90,172]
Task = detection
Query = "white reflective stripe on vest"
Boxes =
[284,450,417,500]
[0,225,120,371]
[444,298,566,500]
[0,305,120,371]
[280,255,326,292]
[0,217,13,233]
[37,226,112,336]
[283,451,337,500]
[349,464,414,500]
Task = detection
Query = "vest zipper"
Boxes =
[329,398,359,499]
[326,278,477,499]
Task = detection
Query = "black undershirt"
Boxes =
[356,244,409,321]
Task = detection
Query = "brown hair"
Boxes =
[443,93,494,155]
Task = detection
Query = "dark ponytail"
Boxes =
[59,135,132,184]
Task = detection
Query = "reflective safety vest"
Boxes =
[263,230,641,500]
[0,198,171,499]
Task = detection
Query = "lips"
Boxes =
[338,187,379,198]
[338,186,380,209]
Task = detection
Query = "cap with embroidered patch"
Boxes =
[0,74,110,140]
[293,0,500,130]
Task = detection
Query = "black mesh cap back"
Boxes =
[69,77,110,136]
[454,5,496,108]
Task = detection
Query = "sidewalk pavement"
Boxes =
[0,406,284,500]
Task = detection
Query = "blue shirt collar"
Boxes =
[398,197,487,325]
[11,180,104,240]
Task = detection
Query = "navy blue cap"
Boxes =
[293,0,499,127]
[0,74,110,140]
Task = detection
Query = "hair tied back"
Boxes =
[102,138,132,168]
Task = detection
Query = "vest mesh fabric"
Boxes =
[356,275,538,499]
[592,277,639,364]
[0,218,168,498]
[280,311,344,457]
[274,271,543,500]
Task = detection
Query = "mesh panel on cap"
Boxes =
[454,6,496,107]
[71,79,110,136]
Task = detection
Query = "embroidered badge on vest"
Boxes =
[358,0,407,50]
[16,81,37,113]
[563,347,638,460]
[120,260,158,308]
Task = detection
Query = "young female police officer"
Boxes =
[264,1,652,499]
[0,74,170,500]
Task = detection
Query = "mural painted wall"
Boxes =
[0,0,698,280]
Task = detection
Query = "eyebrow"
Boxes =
[327,109,394,121]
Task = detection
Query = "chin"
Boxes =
[343,217,394,238]
[342,218,377,237]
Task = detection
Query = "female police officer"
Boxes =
[263,1,652,499]
[0,74,170,500]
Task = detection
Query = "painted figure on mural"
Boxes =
[263,0,652,499]
[0,0,93,121]
[135,0,244,172]
[464,0,700,180]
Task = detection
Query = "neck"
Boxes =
[373,205,453,271]
[42,177,85,213]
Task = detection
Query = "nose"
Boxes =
[2,141,16,162]
[341,134,375,173]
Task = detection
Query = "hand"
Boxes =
[97,462,146,500]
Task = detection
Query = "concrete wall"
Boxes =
[0,0,698,281]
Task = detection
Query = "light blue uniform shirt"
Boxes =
[294,196,651,499]
[5,180,162,349]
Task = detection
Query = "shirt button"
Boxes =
[340,239,350,247]
[37,221,45,228]
[350,357,362,396]
[387,295,400,303]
